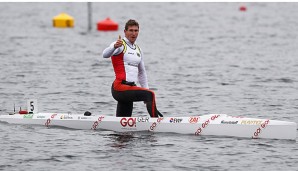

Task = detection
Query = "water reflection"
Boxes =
[108,133,135,149]
[107,132,156,149]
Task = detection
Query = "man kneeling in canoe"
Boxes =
[102,19,163,118]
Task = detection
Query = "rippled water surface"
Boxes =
[1,2,298,171]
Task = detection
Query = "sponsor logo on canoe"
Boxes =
[78,116,89,120]
[137,117,149,123]
[195,114,220,135]
[221,120,238,124]
[37,115,46,119]
[23,114,33,119]
[120,118,136,127]
[252,120,270,139]
[169,118,183,123]
[92,116,104,130]
[189,117,199,124]
[60,115,73,120]
[149,118,163,131]
[241,120,262,125]
[45,114,57,127]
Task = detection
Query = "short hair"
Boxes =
[125,19,139,30]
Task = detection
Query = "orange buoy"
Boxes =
[239,6,247,12]
[97,18,118,31]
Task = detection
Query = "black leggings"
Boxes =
[111,85,162,118]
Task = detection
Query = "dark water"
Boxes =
[1,2,298,171]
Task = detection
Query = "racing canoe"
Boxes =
[0,112,296,140]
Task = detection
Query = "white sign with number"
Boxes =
[27,99,38,114]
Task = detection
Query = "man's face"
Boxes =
[124,25,139,44]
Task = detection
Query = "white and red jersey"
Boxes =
[103,37,149,88]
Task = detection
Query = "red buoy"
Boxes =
[97,17,118,31]
[239,6,247,12]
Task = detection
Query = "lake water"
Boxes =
[0,2,298,171]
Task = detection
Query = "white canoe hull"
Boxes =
[0,113,296,140]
